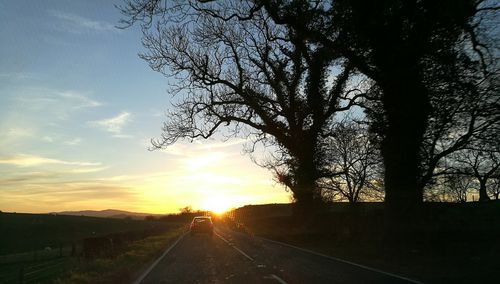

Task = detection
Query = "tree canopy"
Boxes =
[120,0,499,218]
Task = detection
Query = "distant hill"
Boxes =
[51,209,164,220]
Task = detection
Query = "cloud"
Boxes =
[4,128,34,139]
[0,182,140,212]
[0,154,100,167]
[70,166,108,174]
[98,172,176,182]
[199,139,246,150]
[0,88,102,150]
[111,134,133,139]
[42,136,55,143]
[0,172,63,184]
[11,88,101,114]
[49,10,117,33]
[91,112,131,135]
[63,137,81,146]
[58,91,101,108]
[0,72,36,81]
[154,139,251,174]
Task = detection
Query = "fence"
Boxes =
[0,245,76,284]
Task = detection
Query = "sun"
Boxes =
[203,197,232,214]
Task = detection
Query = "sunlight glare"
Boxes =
[203,197,233,214]
[187,152,225,170]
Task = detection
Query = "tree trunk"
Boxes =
[379,68,430,219]
[478,179,491,202]
[292,179,315,219]
[292,159,320,213]
[290,139,322,219]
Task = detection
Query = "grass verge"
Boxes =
[54,225,186,284]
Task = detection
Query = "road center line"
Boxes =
[133,232,187,284]
[231,245,255,261]
[215,231,254,261]
[270,274,289,284]
[216,231,289,284]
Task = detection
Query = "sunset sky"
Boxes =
[0,0,290,214]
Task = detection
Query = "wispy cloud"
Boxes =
[13,89,101,113]
[49,10,117,33]
[58,91,101,108]
[0,182,140,213]
[199,139,246,150]
[42,136,55,143]
[161,139,244,157]
[97,171,183,183]
[0,72,37,81]
[0,172,63,184]
[70,166,108,174]
[91,112,132,136]
[0,154,100,167]
[63,137,82,146]
[4,128,34,139]
[1,88,102,146]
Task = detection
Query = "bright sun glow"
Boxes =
[203,197,233,214]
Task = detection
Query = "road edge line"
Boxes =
[215,231,254,261]
[257,236,423,284]
[133,232,187,284]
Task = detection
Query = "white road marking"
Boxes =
[215,231,254,261]
[270,274,289,284]
[216,232,231,245]
[232,245,255,261]
[133,232,187,284]
[257,236,423,284]
[217,230,289,284]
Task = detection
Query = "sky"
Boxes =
[0,0,290,214]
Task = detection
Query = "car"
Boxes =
[190,216,214,236]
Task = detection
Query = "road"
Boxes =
[137,225,421,284]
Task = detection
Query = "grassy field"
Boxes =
[0,212,186,283]
[232,201,500,284]
[54,226,186,284]
[0,257,72,284]
[0,212,175,255]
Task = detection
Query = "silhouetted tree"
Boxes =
[257,0,499,217]
[453,145,500,201]
[367,46,500,199]
[421,73,499,188]
[443,174,475,203]
[120,0,499,218]
[488,178,500,200]
[119,1,365,215]
[319,120,383,203]
[179,206,193,214]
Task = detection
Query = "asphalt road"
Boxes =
[137,225,422,284]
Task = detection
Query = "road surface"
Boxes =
[137,225,421,284]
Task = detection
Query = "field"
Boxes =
[0,212,186,283]
[0,212,176,255]
[230,201,500,284]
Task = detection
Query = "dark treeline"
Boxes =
[118,1,500,220]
